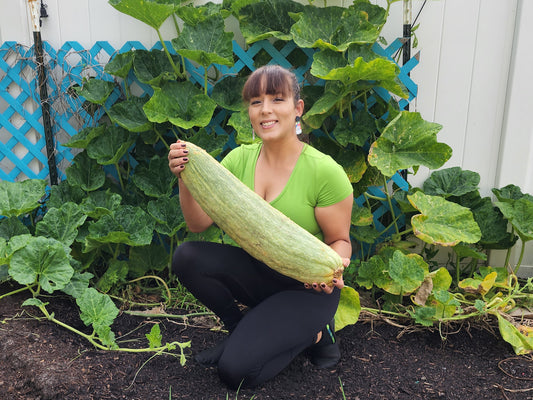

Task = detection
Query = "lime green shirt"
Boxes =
[221,142,353,239]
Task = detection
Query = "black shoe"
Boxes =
[194,337,228,367]
[309,319,341,369]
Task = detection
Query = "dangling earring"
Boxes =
[251,123,255,141]
[295,116,302,135]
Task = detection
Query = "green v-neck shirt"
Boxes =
[221,142,353,240]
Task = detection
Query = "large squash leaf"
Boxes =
[143,81,217,129]
[9,236,73,293]
[108,0,177,30]
[495,197,533,242]
[104,51,134,79]
[132,156,177,197]
[408,192,482,246]
[368,111,451,177]
[86,205,155,247]
[86,125,136,166]
[237,0,304,44]
[388,251,427,295]
[35,202,87,247]
[334,286,360,331]
[0,179,46,217]
[108,97,152,132]
[291,5,382,51]
[422,167,480,198]
[133,49,179,87]
[172,15,234,68]
[74,78,115,106]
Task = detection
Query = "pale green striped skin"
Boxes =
[180,142,344,284]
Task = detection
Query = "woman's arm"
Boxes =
[311,194,353,293]
[168,141,213,233]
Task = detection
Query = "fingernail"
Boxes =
[183,158,188,161]
[320,283,326,289]
[332,279,337,284]
[183,150,188,154]
[312,283,318,289]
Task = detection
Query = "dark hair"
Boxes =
[242,65,301,105]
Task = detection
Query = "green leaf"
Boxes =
[311,50,406,98]
[334,286,360,331]
[61,271,94,299]
[185,224,223,243]
[495,197,533,242]
[87,125,136,166]
[133,49,179,86]
[48,180,87,209]
[104,51,134,79]
[0,179,46,217]
[9,236,74,293]
[172,15,234,68]
[74,78,115,105]
[332,111,376,148]
[132,156,178,197]
[63,125,106,149]
[128,244,169,278]
[146,323,163,349]
[0,237,8,265]
[467,196,518,249]
[22,298,48,308]
[176,2,223,25]
[409,306,436,327]
[237,0,305,44]
[109,0,177,30]
[96,260,129,293]
[408,192,482,246]
[143,81,217,129]
[494,312,533,355]
[388,251,427,295]
[211,76,247,112]
[291,5,381,51]
[368,111,451,177]
[493,184,533,203]
[66,151,106,192]
[147,196,185,236]
[228,110,255,145]
[188,129,228,157]
[423,167,480,198]
[0,217,30,240]
[351,204,373,227]
[108,97,153,132]
[80,190,123,219]
[452,244,487,261]
[35,202,87,247]
[87,205,155,247]
[356,254,388,290]
[77,287,119,329]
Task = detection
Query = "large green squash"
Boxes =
[180,142,344,284]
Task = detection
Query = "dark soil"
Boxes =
[1,281,532,400]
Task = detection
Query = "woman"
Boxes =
[168,65,353,389]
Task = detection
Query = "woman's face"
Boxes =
[248,90,304,142]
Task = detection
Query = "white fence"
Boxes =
[1,0,532,272]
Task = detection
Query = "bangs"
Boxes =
[242,65,296,102]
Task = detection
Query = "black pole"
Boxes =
[30,1,58,185]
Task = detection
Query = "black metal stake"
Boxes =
[30,0,57,185]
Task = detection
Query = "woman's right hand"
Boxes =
[168,140,189,177]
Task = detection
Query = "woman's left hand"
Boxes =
[304,258,349,294]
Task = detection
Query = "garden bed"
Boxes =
[1,281,531,400]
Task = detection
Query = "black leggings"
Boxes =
[172,241,340,389]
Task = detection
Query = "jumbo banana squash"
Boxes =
[180,142,344,284]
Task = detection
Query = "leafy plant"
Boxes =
[1,0,531,358]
